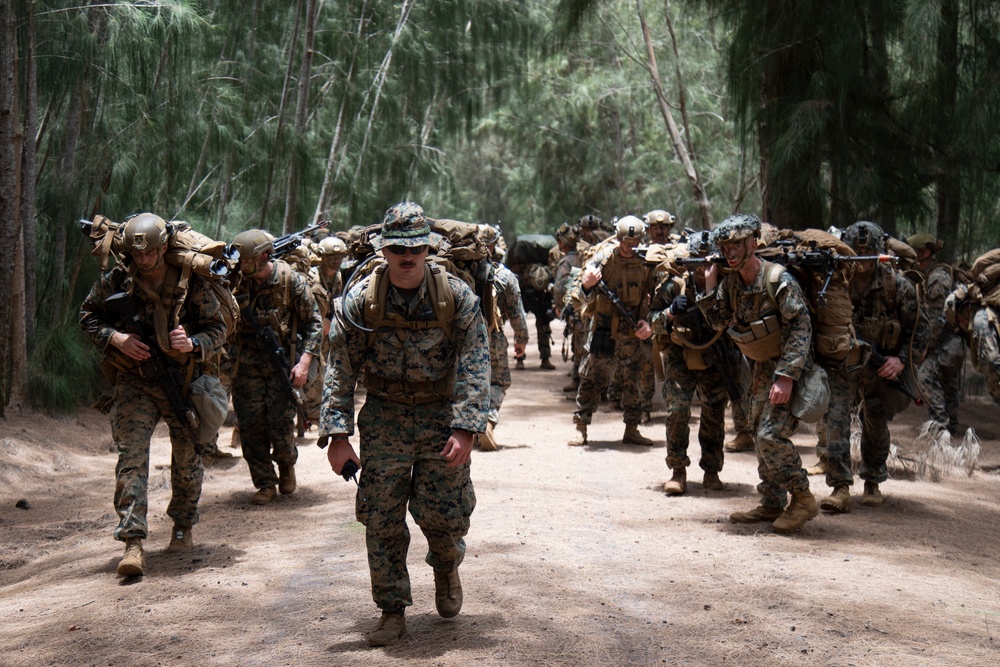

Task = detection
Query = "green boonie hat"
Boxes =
[711,214,761,246]
[907,233,943,253]
[373,202,435,250]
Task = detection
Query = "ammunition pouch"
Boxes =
[728,314,781,362]
[590,325,616,358]
[364,375,453,406]
[670,330,709,370]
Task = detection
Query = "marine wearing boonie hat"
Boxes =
[710,213,761,245]
[372,202,438,250]
[906,233,944,253]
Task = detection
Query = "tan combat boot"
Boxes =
[434,568,463,618]
[563,379,579,393]
[278,464,297,495]
[117,538,145,577]
[368,611,406,647]
[479,422,498,451]
[820,484,851,513]
[702,471,725,491]
[251,485,277,505]
[514,358,525,370]
[805,456,828,476]
[772,490,819,533]
[540,358,556,370]
[568,422,588,446]
[730,505,784,524]
[724,432,754,453]
[664,468,687,495]
[166,525,192,553]
[622,423,653,446]
[860,481,883,506]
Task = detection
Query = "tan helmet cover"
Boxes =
[232,229,274,260]
[122,213,169,253]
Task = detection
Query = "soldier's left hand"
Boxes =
[291,353,312,388]
[878,356,904,380]
[634,320,652,340]
[169,326,195,354]
[769,375,794,404]
[442,430,474,467]
[514,343,526,357]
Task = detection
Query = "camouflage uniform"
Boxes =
[573,241,656,428]
[836,265,928,487]
[917,262,965,433]
[81,267,227,542]
[301,264,343,424]
[232,259,322,491]
[321,267,489,613]
[971,306,1000,401]
[648,276,726,475]
[699,260,813,511]
[553,242,585,386]
[489,264,530,425]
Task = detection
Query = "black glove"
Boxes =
[670,294,689,316]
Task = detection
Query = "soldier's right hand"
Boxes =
[326,437,360,476]
[111,331,151,361]
[581,266,602,290]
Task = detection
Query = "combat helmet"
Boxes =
[686,230,715,258]
[842,221,886,254]
[944,283,976,330]
[615,215,645,240]
[316,236,348,257]
[907,233,944,254]
[555,221,579,245]
[643,209,675,227]
[122,213,170,253]
[578,214,603,230]
[232,229,274,260]
[710,214,761,246]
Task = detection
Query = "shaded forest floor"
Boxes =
[1,323,999,666]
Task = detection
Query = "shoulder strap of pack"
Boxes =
[882,266,898,312]
[363,263,456,347]
[761,260,786,310]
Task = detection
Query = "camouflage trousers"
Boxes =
[575,336,651,425]
[355,396,476,612]
[488,329,512,425]
[565,324,587,383]
[747,359,809,510]
[918,332,965,433]
[661,345,725,473]
[818,364,857,488]
[534,316,552,360]
[609,343,655,411]
[111,377,203,541]
[854,367,893,484]
[232,359,298,490]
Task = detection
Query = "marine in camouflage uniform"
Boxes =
[553,223,586,393]
[945,285,1000,403]
[910,234,965,434]
[969,306,1000,401]
[819,222,930,512]
[571,216,656,447]
[647,231,730,495]
[481,228,529,450]
[231,230,322,505]
[80,213,228,576]
[321,202,489,647]
[301,236,348,427]
[697,214,818,533]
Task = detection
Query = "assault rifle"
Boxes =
[239,302,310,427]
[673,286,746,421]
[591,280,640,331]
[772,239,895,305]
[674,255,729,269]
[865,344,921,404]
[271,220,330,260]
[105,292,201,446]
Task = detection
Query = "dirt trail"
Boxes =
[1,320,999,666]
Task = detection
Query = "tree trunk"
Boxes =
[283,0,319,234]
[261,0,303,232]
[0,0,19,414]
[934,0,960,263]
[635,0,712,229]
[20,0,37,347]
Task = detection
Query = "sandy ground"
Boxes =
[1,318,999,667]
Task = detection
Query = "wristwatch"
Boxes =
[189,335,201,354]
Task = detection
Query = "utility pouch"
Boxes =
[590,326,616,358]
